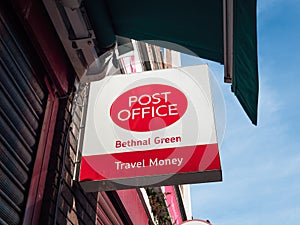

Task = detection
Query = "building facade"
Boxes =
[0,1,191,224]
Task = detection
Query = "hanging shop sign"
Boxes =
[180,219,213,225]
[79,64,222,191]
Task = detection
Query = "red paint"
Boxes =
[116,189,149,225]
[23,80,59,225]
[110,84,188,132]
[164,186,183,224]
[97,192,124,225]
[130,55,136,73]
[79,143,220,181]
[11,0,73,95]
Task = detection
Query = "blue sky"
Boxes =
[182,0,300,224]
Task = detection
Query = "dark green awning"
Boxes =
[85,0,258,125]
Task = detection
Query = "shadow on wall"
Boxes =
[38,94,99,225]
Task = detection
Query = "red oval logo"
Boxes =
[110,84,188,132]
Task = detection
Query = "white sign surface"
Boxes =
[79,65,221,191]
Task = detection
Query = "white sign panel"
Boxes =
[79,65,222,191]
